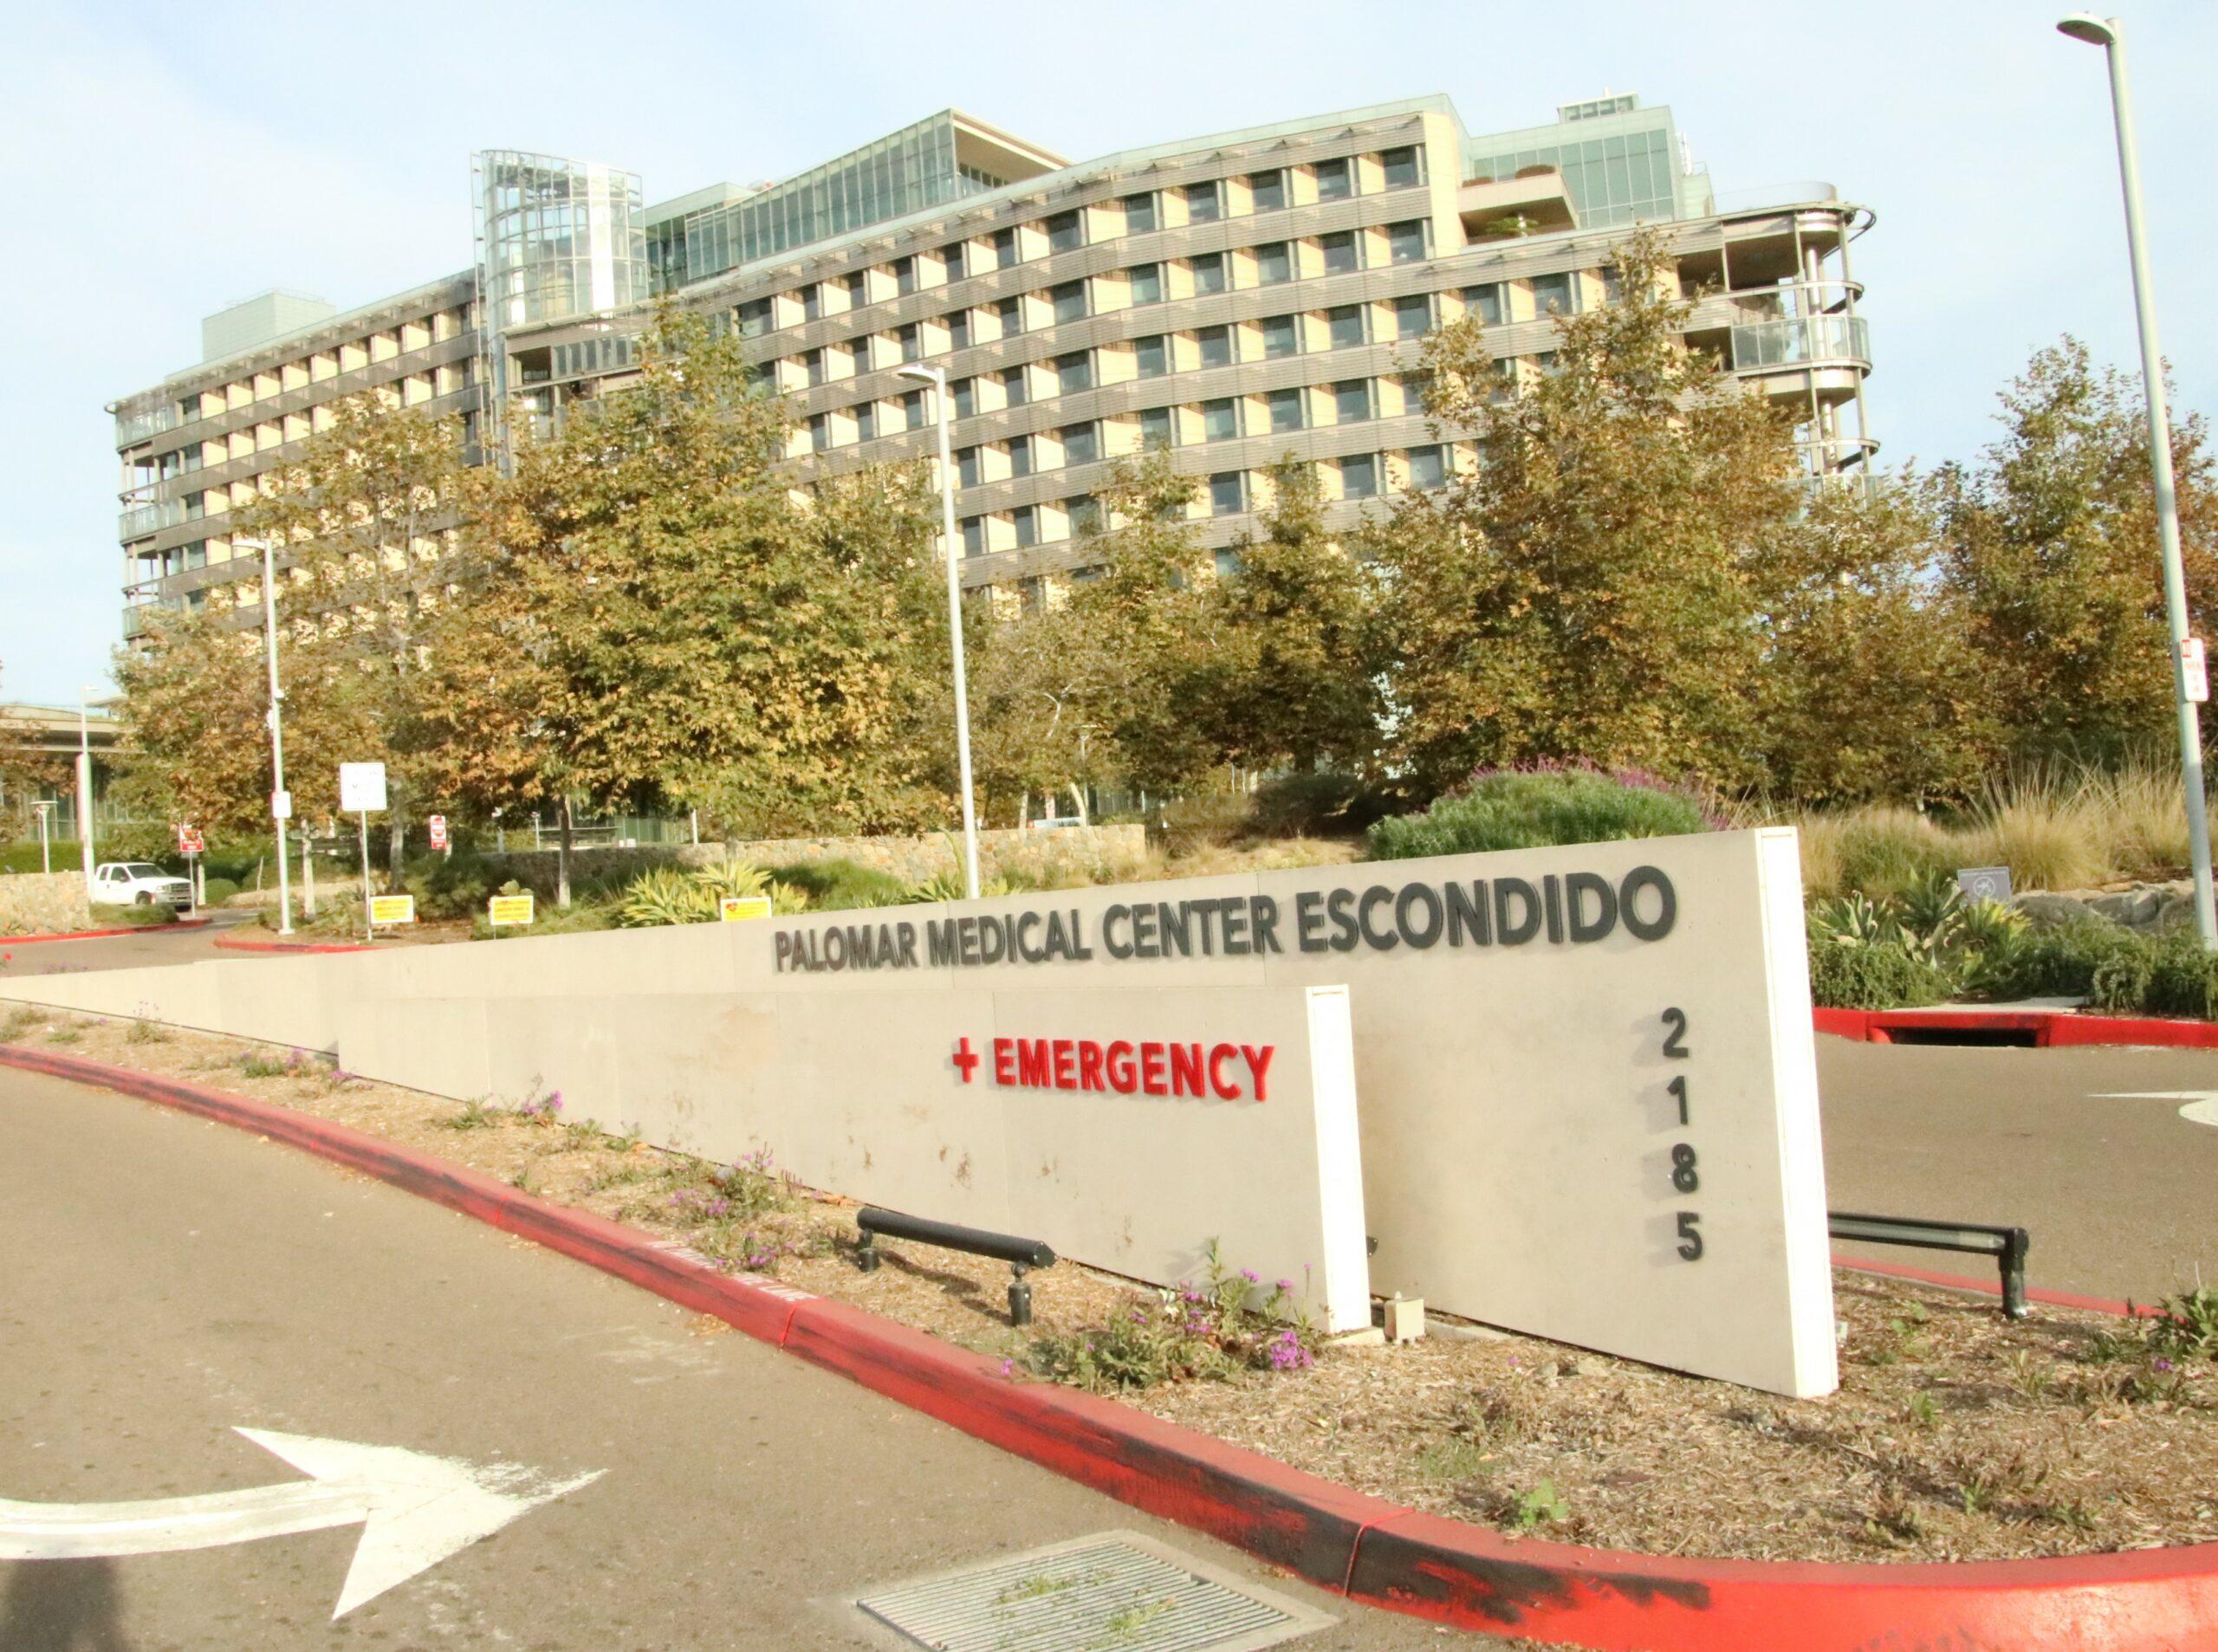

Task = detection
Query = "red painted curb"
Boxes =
[211,931,371,954]
[1831,1253,2151,1319]
[1815,1004,2218,1049]
[6,1043,2216,1651]
[2,918,212,947]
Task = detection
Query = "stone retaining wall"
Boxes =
[0,871,93,937]
[480,825,1150,898]
[2019,880,2195,932]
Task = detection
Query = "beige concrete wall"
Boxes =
[0,830,1832,1395]
[0,871,93,937]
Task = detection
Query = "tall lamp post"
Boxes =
[76,684,98,882]
[896,362,983,899]
[256,540,295,935]
[2058,12,2216,949]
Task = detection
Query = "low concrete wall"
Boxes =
[481,825,1150,897]
[0,871,92,937]
[2020,880,2195,932]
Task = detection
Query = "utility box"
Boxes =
[1383,1294,1426,1343]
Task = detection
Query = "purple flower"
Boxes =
[1000,1358,1015,1379]
[2155,1357,2176,1373]
[1240,1267,1260,1283]
[1266,1329,1313,1371]
[1274,1279,1294,1292]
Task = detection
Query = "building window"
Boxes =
[1215,547,1242,578]
[803,284,822,321]
[957,445,982,488]
[1248,170,1287,212]
[1197,324,1233,369]
[804,347,826,387]
[1009,434,1034,478]
[1320,231,1359,275]
[1051,280,1087,324]
[184,489,205,520]
[962,515,986,557]
[903,389,928,430]
[1184,180,1222,224]
[841,272,866,308]
[1463,283,1506,326]
[1129,262,1163,305]
[1408,444,1448,489]
[1139,406,1174,449]
[1255,242,1292,284]
[1045,210,1083,253]
[186,543,209,569]
[952,376,976,418]
[1601,265,1625,304]
[898,322,922,363]
[1341,453,1380,498]
[1314,156,1353,201]
[947,309,971,351]
[809,412,831,451]
[1123,191,1158,234]
[851,337,873,374]
[1190,252,1227,296]
[1201,397,1239,442]
[1261,314,1300,359]
[1386,220,1429,263]
[1326,304,1365,349]
[893,256,917,296]
[993,227,1019,269]
[996,296,1023,337]
[1380,146,1422,189]
[1056,351,1093,394]
[1536,349,1563,374]
[1267,387,1305,433]
[1532,272,1576,316]
[1002,366,1028,407]
[1013,504,1039,547]
[1209,471,1246,515]
[736,297,772,338]
[1061,421,1100,466]
[1068,493,1102,533]
[1334,379,1373,424]
[855,401,878,442]
[1394,294,1433,340]
[1135,334,1169,378]
[942,241,967,282]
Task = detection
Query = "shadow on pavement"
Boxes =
[0,1558,135,1651]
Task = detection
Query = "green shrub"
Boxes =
[1832,808,1957,902]
[89,902,176,928]
[198,878,240,907]
[1369,768,1713,861]
[763,858,908,910]
[1251,773,1397,838]
[403,851,501,920]
[1972,917,2146,1001]
[2105,928,2218,1020]
[1807,934,1954,1009]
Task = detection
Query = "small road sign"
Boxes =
[369,894,416,926]
[428,815,449,852]
[1956,865,2014,904]
[176,824,205,856]
[339,763,387,813]
[488,892,535,927]
[719,895,773,922]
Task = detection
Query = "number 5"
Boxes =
[1676,1212,1703,1261]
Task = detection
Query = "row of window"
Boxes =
[733,146,1430,340]
[769,220,1443,389]
[954,444,1456,558]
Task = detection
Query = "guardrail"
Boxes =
[854,1206,1057,1325]
[1830,1210,2030,1318]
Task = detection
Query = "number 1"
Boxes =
[1667,1075,1689,1124]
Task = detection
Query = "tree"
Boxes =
[231,392,470,873]
[1365,230,1800,799]
[1750,477,1997,806]
[1939,337,2218,765]
[1204,458,1381,776]
[443,306,947,899]
[968,601,1118,824]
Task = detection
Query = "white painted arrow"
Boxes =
[0,1428,600,1618]
[2092,1091,2218,1128]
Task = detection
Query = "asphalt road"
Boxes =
[1817,1037,2218,1303]
[0,914,271,978]
[0,1065,1464,1650]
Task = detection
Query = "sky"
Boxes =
[3,0,2213,708]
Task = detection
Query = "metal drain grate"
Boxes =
[855,1531,1330,1652]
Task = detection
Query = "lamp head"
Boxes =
[895,364,943,386]
[2057,12,2118,46]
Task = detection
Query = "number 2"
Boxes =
[1667,1075,1689,1124]
[1660,1007,1689,1059]
[1676,1212,1703,1260]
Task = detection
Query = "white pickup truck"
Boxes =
[93,861,194,910]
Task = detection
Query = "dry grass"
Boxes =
[15,1007,2216,1569]
[1786,761,2218,897]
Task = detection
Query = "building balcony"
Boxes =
[115,404,180,447]
[1455,171,1579,243]
[120,498,186,540]
[1730,313,1870,374]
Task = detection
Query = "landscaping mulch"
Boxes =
[5,1003,2214,1568]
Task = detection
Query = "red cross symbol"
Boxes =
[951,1037,980,1083]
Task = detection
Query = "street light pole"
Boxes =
[897,362,983,899]
[2057,11,2216,948]
[259,540,295,935]
[75,685,96,883]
